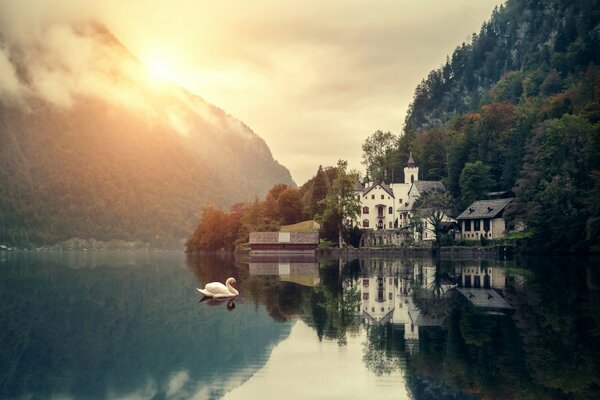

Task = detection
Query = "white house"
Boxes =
[355,153,449,241]
[456,198,513,240]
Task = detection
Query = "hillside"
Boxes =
[0,22,294,247]
[405,0,600,132]
[394,0,600,252]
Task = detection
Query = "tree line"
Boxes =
[185,161,361,251]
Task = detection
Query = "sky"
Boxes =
[0,0,503,184]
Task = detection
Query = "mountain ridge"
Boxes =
[0,21,294,247]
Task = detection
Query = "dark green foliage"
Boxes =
[405,0,600,132]
[512,114,599,252]
[318,160,361,247]
[393,0,600,252]
[361,130,398,182]
[310,165,330,217]
[458,161,495,209]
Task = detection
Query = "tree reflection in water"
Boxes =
[229,253,600,400]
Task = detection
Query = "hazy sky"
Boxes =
[1,0,503,184]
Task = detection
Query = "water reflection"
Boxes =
[1,252,599,399]
[230,254,600,399]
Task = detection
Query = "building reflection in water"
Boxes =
[356,258,510,354]
[248,254,320,286]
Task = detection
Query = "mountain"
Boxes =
[0,22,294,247]
[405,0,600,133]
[394,0,600,252]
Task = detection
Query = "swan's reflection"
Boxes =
[199,296,236,311]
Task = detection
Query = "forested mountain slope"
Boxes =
[396,0,600,252]
[0,22,293,247]
[405,0,600,132]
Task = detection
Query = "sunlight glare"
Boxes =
[146,56,175,82]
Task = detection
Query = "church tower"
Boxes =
[404,152,419,184]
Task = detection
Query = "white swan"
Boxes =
[197,277,239,298]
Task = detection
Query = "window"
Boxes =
[388,222,392,228]
[371,194,375,199]
[483,219,490,231]
[363,219,369,228]
[381,195,384,199]
[464,220,471,231]
[474,220,481,231]
[388,207,393,214]
[388,292,392,300]
[411,175,414,183]
[363,292,369,300]
[362,206,369,214]
[399,198,402,203]
[363,279,369,287]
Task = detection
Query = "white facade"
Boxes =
[355,154,453,243]
[358,261,451,343]
[355,155,420,231]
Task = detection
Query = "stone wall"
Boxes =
[360,230,413,248]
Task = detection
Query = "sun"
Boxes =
[145,56,175,82]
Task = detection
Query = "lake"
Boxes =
[0,251,599,399]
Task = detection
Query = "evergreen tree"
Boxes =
[310,165,330,217]
[459,161,494,208]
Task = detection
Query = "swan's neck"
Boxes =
[226,281,239,296]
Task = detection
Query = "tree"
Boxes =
[458,161,494,208]
[185,205,229,251]
[412,189,455,248]
[263,183,290,221]
[277,187,303,225]
[310,165,330,217]
[319,160,361,247]
[512,114,596,251]
[361,130,397,182]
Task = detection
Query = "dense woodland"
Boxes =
[364,0,600,252]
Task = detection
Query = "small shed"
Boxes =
[249,232,319,253]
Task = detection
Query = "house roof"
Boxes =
[456,198,513,220]
[412,181,445,195]
[457,288,514,310]
[363,182,394,198]
[353,181,364,192]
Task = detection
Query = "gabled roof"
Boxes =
[363,182,394,198]
[409,181,445,197]
[456,198,513,220]
[353,181,364,192]
[415,181,444,193]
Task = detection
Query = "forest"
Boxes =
[362,0,600,252]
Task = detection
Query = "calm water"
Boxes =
[0,251,599,400]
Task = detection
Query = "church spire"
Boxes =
[407,151,416,168]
